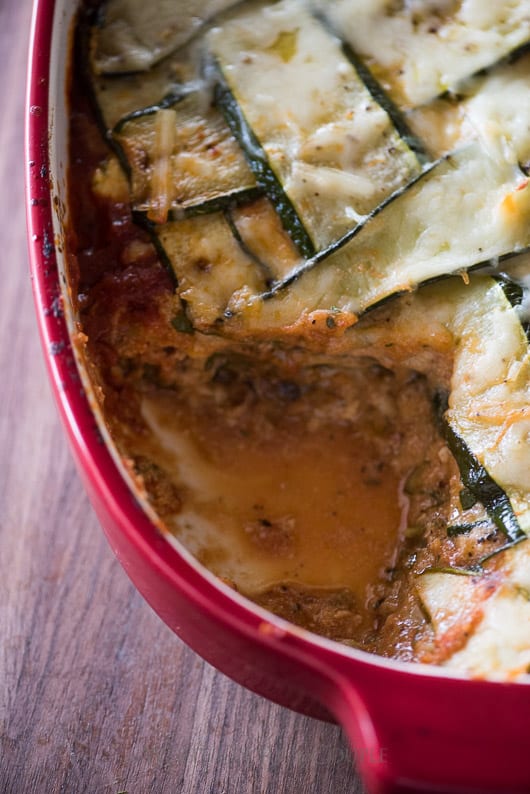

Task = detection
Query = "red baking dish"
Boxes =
[25,2,530,792]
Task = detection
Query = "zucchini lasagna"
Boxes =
[68,0,530,678]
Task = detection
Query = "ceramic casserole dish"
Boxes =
[26,1,530,792]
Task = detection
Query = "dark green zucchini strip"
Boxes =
[476,535,528,567]
[131,211,195,333]
[340,41,430,165]
[165,187,264,220]
[112,90,258,218]
[446,520,491,538]
[313,11,430,165]
[227,197,304,284]
[435,391,525,543]
[260,153,445,301]
[494,274,525,308]
[131,211,178,288]
[420,565,480,577]
[112,84,198,133]
[312,1,530,108]
[213,72,316,260]
[223,207,275,288]
[493,273,530,353]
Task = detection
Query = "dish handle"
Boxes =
[326,664,530,794]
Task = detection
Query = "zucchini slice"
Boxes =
[114,95,257,222]
[439,416,525,543]
[228,144,530,329]
[89,52,200,133]
[93,0,241,74]
[229,197,303,284]
[416,571,484,636]
[208,0,422,251]
[394,276,530,542]
[314,0,530,108]
[415,543,530,676]
[155,212,269,328]
[458,50,530,169]
[445,278,530,537]
[408,50,530,161]
[85,31,204,134]
[442,543,530,678]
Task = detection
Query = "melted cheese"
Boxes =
[232,147,530,329]
[317,0,530,107]
[94,0,240,73]
[209,0,421,248]
[448,280,530,530]
[445,544,530,679]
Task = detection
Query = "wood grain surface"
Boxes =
[0,2,366,792]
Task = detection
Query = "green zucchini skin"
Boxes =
[313,11,430,165]
[112,85,196,133]
[259,154,447,301]
[312,0,530,108]
[494,274,525,308]
[222,207,275,288]
[166,187,264,220]
[112,89,258,218]
[131,211,178,288]
[213,72,317,260]
[435,390,526,544]
[446,520,490,538]
[131,211,198,330]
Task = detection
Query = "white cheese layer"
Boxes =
[94,0,240,73]
[316,0,530,107]
[233,145,530,327]
[208,0,421,248]
[462,52,530,167]
[448,280,530,531]
[444,543,530,680]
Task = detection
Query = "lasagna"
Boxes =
[68,0,530,678]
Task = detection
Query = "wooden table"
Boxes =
[0,2,366,791]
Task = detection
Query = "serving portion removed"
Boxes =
[68,0,530,678]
